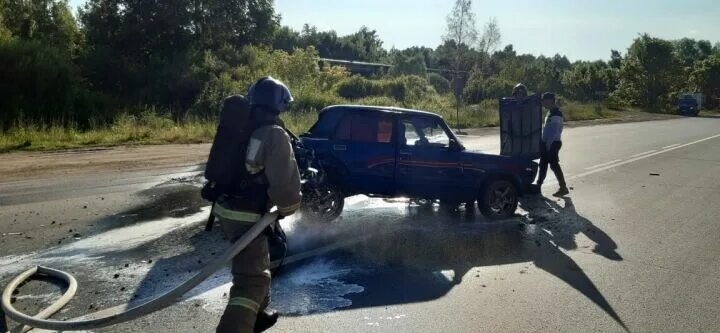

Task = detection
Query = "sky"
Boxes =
[69,0,720,61]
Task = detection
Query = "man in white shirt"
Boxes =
[536,92,569,197]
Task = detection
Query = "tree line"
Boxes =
[1,0,719,130]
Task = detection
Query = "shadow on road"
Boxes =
[314,195,629,331]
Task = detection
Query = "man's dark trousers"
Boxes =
[537,141,567,188]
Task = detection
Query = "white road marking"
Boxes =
[584,160,622,170]
[629,150,657,158]
[541,133,720,186]
[663,143,680,149]
[568,133,720,181]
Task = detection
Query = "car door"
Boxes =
[395,115,466,201]
[330,111,396,195]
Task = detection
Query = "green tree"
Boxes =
[272,26,301,52]
[609,50,623,69]
[674,38,714,69]
[613,34,681,107]
[191,0,278,49]
[298,24,341,58]
[562,61,610,101]
[434,40,475,72]
[389,52,427,76]
[552,54,571,72]
[444,0,478,47]
[1,0,81,54]
[393,46,438,69]
[0,10,10,39]
[690,54,720,108]
[0,38,103,128]
[80,0,278,114]
[275,25,386,62]
[340,26,386,61]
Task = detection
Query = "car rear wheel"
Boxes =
[301,184,344,222]
[477,179,518,220]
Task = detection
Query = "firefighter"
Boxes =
[215,77,302,333]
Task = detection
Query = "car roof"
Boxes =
[321,105,443,118]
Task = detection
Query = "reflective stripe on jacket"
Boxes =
[212,202,261,222]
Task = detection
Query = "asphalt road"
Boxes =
[1,116,719,333]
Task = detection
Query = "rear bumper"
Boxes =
[518,162,539,194]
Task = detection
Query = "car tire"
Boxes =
[301,184,344,223]
[477,179,518,220]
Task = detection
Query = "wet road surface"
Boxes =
[2,116,720,332]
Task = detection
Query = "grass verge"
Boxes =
[1,101,621,154]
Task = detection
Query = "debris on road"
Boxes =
[2,232,23,236]
[649,173,660,176]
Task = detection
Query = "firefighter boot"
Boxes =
[253,309,279,332]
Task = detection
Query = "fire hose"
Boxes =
[1,211,279,333]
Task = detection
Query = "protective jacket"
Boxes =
[244,124,302,216]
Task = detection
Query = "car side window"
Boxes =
[335,113,393,143]
[401,117,450,148]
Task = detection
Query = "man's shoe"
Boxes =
[254,309,279,332]
[553,187,570,197]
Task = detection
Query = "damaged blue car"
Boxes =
[297,105,539,221]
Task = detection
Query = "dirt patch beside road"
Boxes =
[0,144,211,182]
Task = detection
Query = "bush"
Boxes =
[562,101,618,121]
[292,90,345,113]
[318,63,350,91]
[336,75,379,99]
[427,73,451,95]
[393,75,435,102]
[336,74,435,102]
[355,96,400,107]
[463,70,484,104]
[604,93,629,110]
[482,77,516,100]
[0,38,110,129]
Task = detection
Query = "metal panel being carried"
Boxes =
[499,94,543,160]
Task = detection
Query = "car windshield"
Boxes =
[401,117,451,148]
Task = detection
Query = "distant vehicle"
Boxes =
[677,93,704,116]
[298,105,539,221]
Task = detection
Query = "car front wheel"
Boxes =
[301,184,345,222]
[477,179,518,220]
